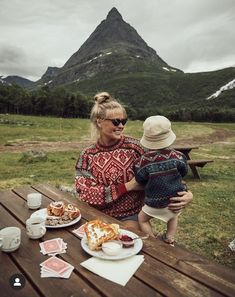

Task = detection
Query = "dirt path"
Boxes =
[0,128,234,153]
[0,140,91,153]
[175,128,235,146]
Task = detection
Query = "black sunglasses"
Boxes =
[105,118,128,126]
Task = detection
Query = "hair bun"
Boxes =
[94,92,111,104]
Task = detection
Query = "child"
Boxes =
[134,115,188,246]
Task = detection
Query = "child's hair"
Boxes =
[90,92,127,139]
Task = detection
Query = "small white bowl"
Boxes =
[102,240,123,256]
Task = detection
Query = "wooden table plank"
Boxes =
[143,237,235,297]
[172,146,199,159]
[0,252,41,297]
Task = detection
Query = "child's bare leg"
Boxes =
[166,216,178,242]
[138,210,155,237]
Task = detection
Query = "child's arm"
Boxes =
[133,157,148,185]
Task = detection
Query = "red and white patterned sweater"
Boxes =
[75,136,145,219]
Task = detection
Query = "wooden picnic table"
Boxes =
[173,145,213,179]
[0,184,234,297]
[173,145,199,160]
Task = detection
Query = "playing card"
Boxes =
[40,238,61,254]
[40,238,67,255]
[72,224,86,238]
[40,256,73,277]
[40,266,74,278]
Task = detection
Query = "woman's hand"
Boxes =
[168,190,193,212]
[125,177,144,192]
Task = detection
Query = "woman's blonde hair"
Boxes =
[90,92,127,139]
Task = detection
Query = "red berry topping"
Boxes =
[120,234,133,241]
[119,234,134,248]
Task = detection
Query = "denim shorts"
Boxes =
[119,214,138,222]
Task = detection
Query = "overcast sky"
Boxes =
[0,0,235,81]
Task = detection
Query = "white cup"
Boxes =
[27,193,42,209]
[0,227,21,252]
[26,217,46,239]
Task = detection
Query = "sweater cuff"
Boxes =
[117,183,127,197]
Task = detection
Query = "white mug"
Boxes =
[26,217,46,239]
[0,227,21,252]
[27,193,42,209]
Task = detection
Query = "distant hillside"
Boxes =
[36,66,60,87]
[1,75,34,87]
[61,66,235,119]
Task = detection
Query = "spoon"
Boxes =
[132,234,149,240]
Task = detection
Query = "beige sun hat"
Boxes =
[140,115,176,150]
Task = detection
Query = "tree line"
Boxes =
[127,106,235,122]
[0,83,234,122]
[0,84,92,118]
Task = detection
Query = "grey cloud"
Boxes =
[0,45,24,64]
[0,44,46,80]
[142,1,235,71]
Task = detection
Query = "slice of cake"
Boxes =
[84,219,119,250]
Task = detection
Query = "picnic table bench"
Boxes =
[173,145,214,179]
[0,184,234,297]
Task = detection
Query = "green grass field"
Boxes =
[0,114,234,268]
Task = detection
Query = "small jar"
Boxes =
[102,240,123,255]
[119,234,134,248]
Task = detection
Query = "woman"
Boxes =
[75,92,192,230]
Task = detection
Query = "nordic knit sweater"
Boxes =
[134,148,188,208]
[75,136,145,219]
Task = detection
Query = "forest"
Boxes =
[0,83,234,122]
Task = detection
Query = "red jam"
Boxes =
[119,234,134,248]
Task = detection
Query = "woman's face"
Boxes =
[98,108,127,145]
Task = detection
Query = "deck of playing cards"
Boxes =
[40,238,67,255]
[72,224,86,238]
[40,256,74,278]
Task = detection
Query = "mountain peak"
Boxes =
[58,7,169,84]
[63,7,159,69]
[106,7,123,20]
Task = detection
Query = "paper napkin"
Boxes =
[80,255,144,286]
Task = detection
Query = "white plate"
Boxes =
[30,208,81,229]
[81,229,143,260]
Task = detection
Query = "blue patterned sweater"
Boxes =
[134,148,188,208]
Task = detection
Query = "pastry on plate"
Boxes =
[47,201,65,216]
[64,204,80,219]
[84,219,119,251]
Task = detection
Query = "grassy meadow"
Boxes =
[0,114,234,268]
